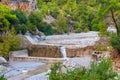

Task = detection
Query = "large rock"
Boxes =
[0,56,7,64]
[63,57,92,70]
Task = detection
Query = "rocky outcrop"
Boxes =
[1,0,37,14]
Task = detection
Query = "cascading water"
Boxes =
[60,46,67,59]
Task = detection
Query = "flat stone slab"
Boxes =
[10,50,28,57]
[5,61,45,78]
[25,72,48,80]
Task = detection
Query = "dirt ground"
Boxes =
[110,50,120,73]
[95,36,120,73]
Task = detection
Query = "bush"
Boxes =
[110,34,120,53]
[48,59,119,80]
[95,46,107,51]
[92,24,100,31]
[37,22,54,35]
[0,75,6,80]
[15,24,27,35]
[56,15,68,34]
[0,27,21,57]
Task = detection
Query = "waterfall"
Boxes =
[60,46,67,58]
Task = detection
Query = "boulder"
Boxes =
[0,57,7,64]
[63,57,92,70]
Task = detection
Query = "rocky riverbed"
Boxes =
[3,57,92,80]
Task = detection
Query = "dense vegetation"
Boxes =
[48,59,119,80]
[37,0,120,34]
[0,3,21,57]
[0,75,6,80]
[1,0,120,35]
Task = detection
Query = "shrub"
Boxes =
[0,27,21,57]
[95,46,107,51]
[37,22,54,35]
[92,24,100,31]
[110,34,120,53]
[48,59,119,80]
[56,15,68,34]
[15,24,27,35]
[0,75,6,80]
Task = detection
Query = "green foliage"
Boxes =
[56,14,68,34]
[28,11,43,26]
[49,6,60,18]
[5,13,18,24]
[73,22,82,33]
[11,10,28,34]
[0,75,6,80]
[44,0,52,3]
[37,22,54,35]
[95,46,107,51]
[11,9,27,24]
[92,24,100,31]
[36,0,110,33]
[0,42,10,57]
[0,3,10,16]
[48,59,119,80]
[15,24,27,35]
[0,27,21,57]
[27,23,36,33]
[110,34,120,52]
[99,21,108,35]
[0,3,16,34]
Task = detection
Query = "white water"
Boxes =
[60,46,67,58]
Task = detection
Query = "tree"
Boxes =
[5,13,18,27]
[56,14,68,34]
[11,9,27,24]
[0,27,20,57]
[28,11,43,27]
[96,0,120,35]
[0,3,17,37]
[110,34,120,53]
[37,22,53,35]
[36,0,120,34]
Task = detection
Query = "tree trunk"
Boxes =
[110,9,119,35]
